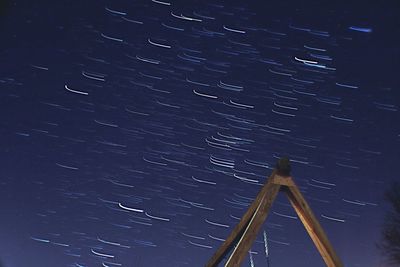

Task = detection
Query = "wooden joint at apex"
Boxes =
[271,175,295,187]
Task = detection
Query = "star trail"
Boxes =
[0,1,399,266]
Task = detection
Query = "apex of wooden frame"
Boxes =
[205,157,343,267]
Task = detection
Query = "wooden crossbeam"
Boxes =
[205,158,343,267]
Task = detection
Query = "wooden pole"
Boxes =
[283,184,343,267]
[205,170,278,267]
[224,182,280,266]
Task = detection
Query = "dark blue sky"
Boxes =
[0,0,399,266]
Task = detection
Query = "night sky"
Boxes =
[1,0,400,266]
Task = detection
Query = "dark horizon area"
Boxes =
[0,0,399,266]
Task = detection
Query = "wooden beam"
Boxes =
[205,171,278,267]
[283,183,343,267]
[224,183,281,266]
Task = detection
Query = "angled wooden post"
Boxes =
[283,184,343,267]
[223,182,280,266]
[205,170,279,267]
[205,158,343,267]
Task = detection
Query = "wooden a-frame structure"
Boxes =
[206,158,343,267]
